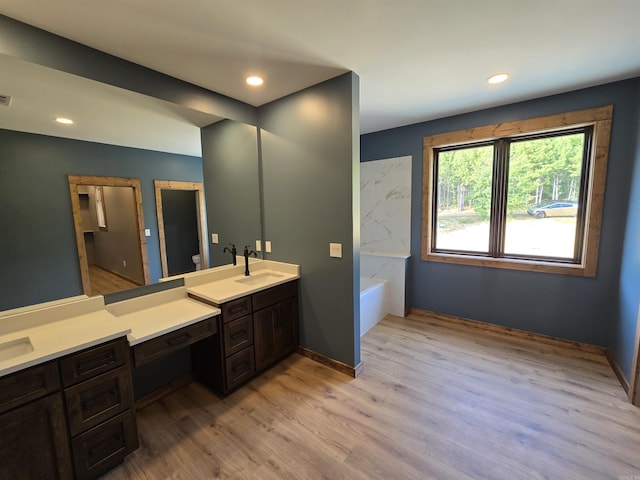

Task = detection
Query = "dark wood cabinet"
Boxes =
[61,338,137,480]
[64,365,133,437]
[0,340,137,480]
[71,410,138,480]
[0,381,73,480]
[192,280,299,395]
[60,339,129,388]
[131,316,217,367]
[0,361,60,415]
[254,296,298,372]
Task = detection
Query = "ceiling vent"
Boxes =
[0,95,11,107]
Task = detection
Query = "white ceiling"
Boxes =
[1,0,639,154]
[0,55,221,157]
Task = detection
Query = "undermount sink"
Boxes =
[234,271,284,286]
[0,337,34,362]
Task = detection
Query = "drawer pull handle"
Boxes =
[81,388,120,410]
[168,333,191,347]
[228,305,247,314]
[88,433,124,461]
[76,352,115,375]
[232,362,248,374]
[271,310,280,329]
[230,331,246,341]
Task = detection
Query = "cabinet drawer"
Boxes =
[65,366,133,437]
[72,409,138,480]
[60,338,129,388]
[132,316,217,367]
[225,347,255,391]
[223,315,253,356]
[252,281,297,311]
[222,296,252,322]
[0,362,60,414]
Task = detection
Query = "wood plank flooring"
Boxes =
[89,265,139,296]
[103,313,640,479]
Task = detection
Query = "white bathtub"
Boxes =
[360,277,388,337]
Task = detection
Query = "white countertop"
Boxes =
[0,297,130,377]
[0,260,299,377]
[106,287,221,346]
[185,260,300,305]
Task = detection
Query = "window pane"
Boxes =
[435,145,493,252]
[504,133,585,259]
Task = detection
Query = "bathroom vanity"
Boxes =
[0,260,300,480]
[191,279,299,394]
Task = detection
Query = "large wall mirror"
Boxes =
[0,53,262,311]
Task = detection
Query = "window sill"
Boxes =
[422,252,593,277]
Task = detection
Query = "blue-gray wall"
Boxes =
[0,129,203,310]
[258,72,360,367]
[609,84,640,379]
[201,120,261,267]
[361,79,640,359]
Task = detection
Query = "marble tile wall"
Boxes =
[360,156,412,320]
[360,253,408,318]
[360,155,411,254]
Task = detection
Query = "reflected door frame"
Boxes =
[154,180,208,278]
[68,175,151,296]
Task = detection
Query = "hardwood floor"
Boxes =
[103,313,640,479]
[89,265,139,296]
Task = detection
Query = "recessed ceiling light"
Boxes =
[55,117,74,125]
[487,73,510,85]
[246,76,264,86]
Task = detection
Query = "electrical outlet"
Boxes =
[144,228,151,237]
[256,240,262,252]
[122,260,127,267]
[211,233,219,244]
[265,241,272,253]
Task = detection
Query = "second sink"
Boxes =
[234,271,284,286]
[0,337,34,362]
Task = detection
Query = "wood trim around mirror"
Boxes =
[68,175,151,296]
[154,180,208,278]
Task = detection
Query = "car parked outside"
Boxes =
[526,200,578,219]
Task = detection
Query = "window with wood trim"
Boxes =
[421,106,612,277]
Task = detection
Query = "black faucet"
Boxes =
[223,243,237,265]
[243,245,257,276]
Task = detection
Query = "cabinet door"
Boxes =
[0,393,73,480]
[254,297,299,373]
[253,306,278,372]
[274,297,298,360]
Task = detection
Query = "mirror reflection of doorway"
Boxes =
[154,181,208,278]
[69,175,150,296]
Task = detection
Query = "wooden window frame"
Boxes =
[421,105,613,277]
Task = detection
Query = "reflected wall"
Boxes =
[0,129,203,310]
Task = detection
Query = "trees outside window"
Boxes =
[422,106,612,277]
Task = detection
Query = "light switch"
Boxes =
[256,240,262,252]
[144,228,151,237]
[211,233,219,244]
[265,241,272,253]
[330,242,342,258]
